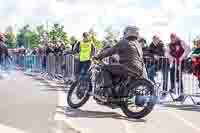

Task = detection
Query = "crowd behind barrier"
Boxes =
[1,45,199,105]
[8,53,199,103]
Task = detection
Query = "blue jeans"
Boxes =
[147,64,169,91]
[79,61,91,80]
[147,65,156,83]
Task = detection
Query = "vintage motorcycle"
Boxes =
[67,58,157,119]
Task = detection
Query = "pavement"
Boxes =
[0,71,78,133]
[56,91,200,133]
[0,71,200,133]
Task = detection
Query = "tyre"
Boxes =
[120,79,156,119]
[67,80,90,109]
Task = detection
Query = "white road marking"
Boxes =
[52,76,199,133]
[0,123,28,133]
[123,120,137,133]
[55,88,91,133]
[166,109,200,133]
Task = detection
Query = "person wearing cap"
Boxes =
[94,26,148,96]
[73,32,95,80]
[166,33,190,101]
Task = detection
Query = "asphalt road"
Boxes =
[0,71,78,133]
[0,71,200,133]
[56,76,200,133]
[57,91,200,133]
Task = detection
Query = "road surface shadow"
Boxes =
[34,77,47,81]
[163,104,200,112]
[57,106,146,123]
[33,77,68,86]
[24,73,72,85]
[33,78,50,84]
[41,88,68,92]
[38,84,67,89]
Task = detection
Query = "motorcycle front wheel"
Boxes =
[120,79,156,119]
[67,80,91,109]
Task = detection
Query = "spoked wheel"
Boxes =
[120,79,156,119]
[67,80,91,109]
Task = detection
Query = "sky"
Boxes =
[1,0,200,44]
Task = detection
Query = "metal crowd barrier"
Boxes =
[143,56,200,104]
[0,57,15,72]
[12,54,200,104]
[14,54,76,83]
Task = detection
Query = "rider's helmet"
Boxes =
[123,26,139,39]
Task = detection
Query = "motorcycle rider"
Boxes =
[94,26,148,96]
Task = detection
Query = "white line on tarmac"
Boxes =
[0,124,28,133]
[114,110,136,133]
[166,109,200,133]
[55,89,91,133]
[123,120,137,133]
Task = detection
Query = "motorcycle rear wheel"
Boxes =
[120,79,156,119]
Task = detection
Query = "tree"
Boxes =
[17,25,31,48]
[104,26,119,41]
[103,26,116,47]
[5,32,16,48]
[36,24,48,46]
[16,25,40,48]
[25,31,40,49]
[48,23,69,44]
[16,33,26,48]
[4,26,16,48]
[36,25,45,36]
[70,36,77,44]
[5,26,13,33]
[105,26,113,38]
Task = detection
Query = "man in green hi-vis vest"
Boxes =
[74,32,95,80]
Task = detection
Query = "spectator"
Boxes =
[60,42,66,53]
[54,42,63,56]
[70,36,78,51]
[146,35,169,97]
[46,43,55,56]
[191,37,200,105]
[73,32,95,81]
[139,37,149,56]
[65,43,73,54]
[191,36,200,88]
[31,48,37,55]
[166,33,190,101]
